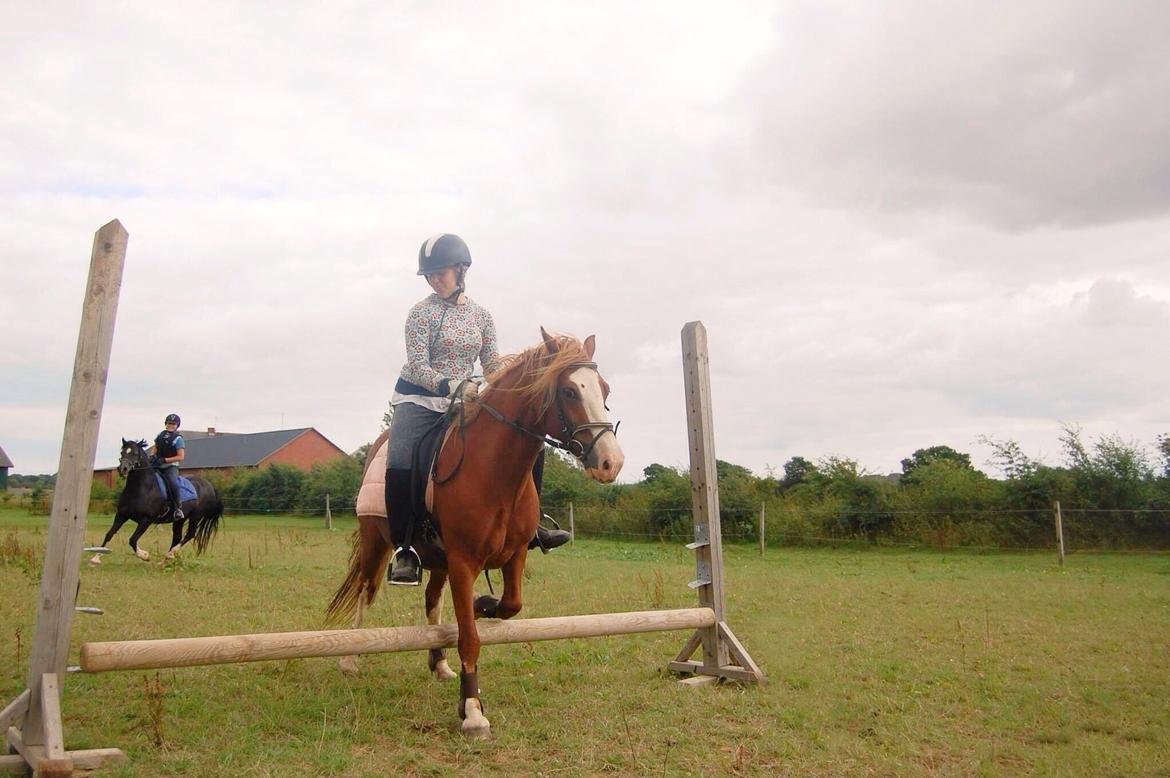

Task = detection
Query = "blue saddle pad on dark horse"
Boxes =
[153,471,198,504]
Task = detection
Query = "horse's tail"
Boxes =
[192,483,224,555]
[325,519,385,625]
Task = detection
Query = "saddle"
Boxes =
[151,472,197,503]
[355,415,459,568]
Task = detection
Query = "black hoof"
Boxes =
[474,594,500,618]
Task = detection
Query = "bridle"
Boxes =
[434,361,619,484]
[117,443,152,476]
[478,361,619,462]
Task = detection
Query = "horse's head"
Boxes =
[117,438,149,477]
[536,328,624,482]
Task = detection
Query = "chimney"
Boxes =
[207,427,216,436]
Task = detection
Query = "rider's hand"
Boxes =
[446,378,479,403]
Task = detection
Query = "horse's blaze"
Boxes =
[566,365,625,482]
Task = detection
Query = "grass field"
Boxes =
[2,507,1168,776]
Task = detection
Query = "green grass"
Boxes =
[2,507,1169,776]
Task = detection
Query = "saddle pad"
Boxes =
[353,421,457,518]
[153,472,198,503]
[355,438,389,518]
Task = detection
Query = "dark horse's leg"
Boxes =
[90,511,132,564]
[127,519,153,561]
[448,554,491,738]
[166,518,185,559]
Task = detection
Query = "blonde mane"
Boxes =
[484,334,592,411]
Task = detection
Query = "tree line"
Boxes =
[541,426,1170,550]
[10,426,1169,549]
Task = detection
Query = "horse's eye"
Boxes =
[562,387,578,400]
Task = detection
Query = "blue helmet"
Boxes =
[417,234,472,276]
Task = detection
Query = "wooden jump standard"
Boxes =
[3,235,762,776]
[80,608,716,673]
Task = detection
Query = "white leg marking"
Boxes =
[88,555,102,566]
[135,548,150,561]
[461,698,491,738]
[427,591,457,680]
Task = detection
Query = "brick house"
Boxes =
[93,427,349,488]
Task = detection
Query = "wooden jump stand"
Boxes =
[1,223,761,775]
[671,321,765,685]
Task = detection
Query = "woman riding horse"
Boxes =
[385,233,570,585]
[91,438,223,564]
[329,328,624,737]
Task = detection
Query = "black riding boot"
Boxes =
[529,519,572,553]
[386,467,422,586]
[527,450,571,553]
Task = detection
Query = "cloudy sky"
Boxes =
[2,1,1167,480]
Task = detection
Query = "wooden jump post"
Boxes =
[2,221,129,776]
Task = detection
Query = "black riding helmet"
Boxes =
[164,413,181,427]
[418,233,472,276]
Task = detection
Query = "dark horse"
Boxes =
[327,330,624,737]
[89,439,223,565]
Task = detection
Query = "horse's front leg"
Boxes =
[473,549,528,621]
[448,557,490,738]
[91,512,131,564]
[425,571,457,680]
[127,520,151,561]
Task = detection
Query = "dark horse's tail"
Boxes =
[190,479,224,554]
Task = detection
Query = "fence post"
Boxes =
[569,502,575,545]
[325,494,332,530]
[1054,500,1065,567]
[759,502,765,557]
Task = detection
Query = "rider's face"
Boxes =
[426,266,461,299]
[165,423,178,432]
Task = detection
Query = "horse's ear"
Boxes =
[121,438,127,445]
[583,334,596,360]
[540,326,559,355]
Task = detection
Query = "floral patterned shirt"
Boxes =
[398,294,501,398]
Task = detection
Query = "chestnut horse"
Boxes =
[327,330,624,737]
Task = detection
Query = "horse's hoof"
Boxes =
[433,659,457,681]
[338,656,359,675]
[165,551,177,560]
[473,595,500,618]
[460,700,491,738]
[135,549,150,561]
[88,555,102,566]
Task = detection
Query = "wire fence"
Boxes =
[7,493,1168,553]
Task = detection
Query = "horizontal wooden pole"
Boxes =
[80,608,716,673]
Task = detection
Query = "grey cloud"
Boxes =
[738,1,1170,229]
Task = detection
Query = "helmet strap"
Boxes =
[445,264,467,302]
